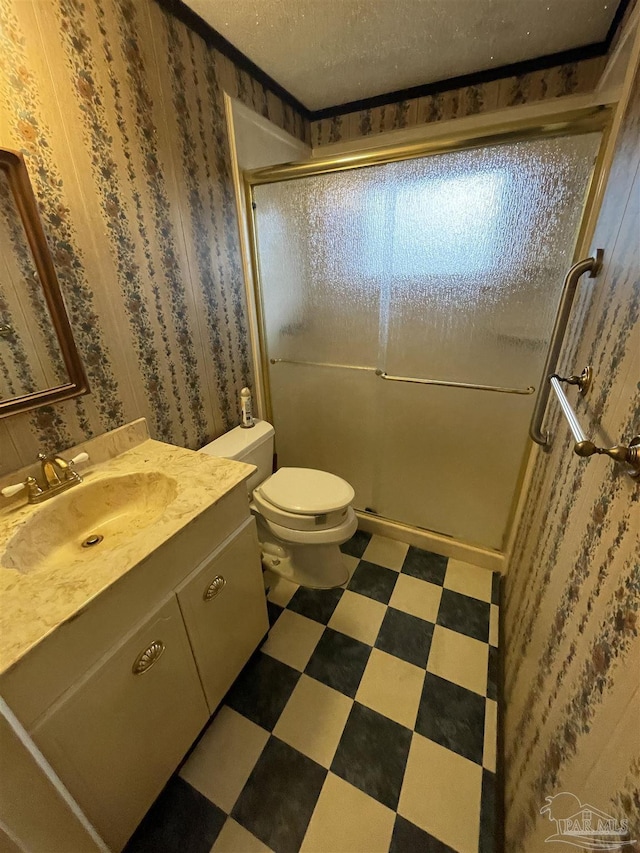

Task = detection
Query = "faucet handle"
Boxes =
[1,476,43,500]
[55,450,90,483]
[37,451,89,465]
[69,452,89,466]
[1,481,27,498]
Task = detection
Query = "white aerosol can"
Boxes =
[240,387,255,428]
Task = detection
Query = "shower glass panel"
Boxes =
[253,132,601,550]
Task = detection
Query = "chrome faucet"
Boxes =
[1,451,89,504]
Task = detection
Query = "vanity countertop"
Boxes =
[0,422,253,675]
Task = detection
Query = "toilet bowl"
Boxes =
[199,421,356,588]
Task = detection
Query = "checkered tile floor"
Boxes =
[124,531,500,853]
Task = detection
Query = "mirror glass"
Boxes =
[0,166,69,398]
[0,151,87,416]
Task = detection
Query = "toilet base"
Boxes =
[261,541,349,589]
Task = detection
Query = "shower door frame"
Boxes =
[243,105,612,553]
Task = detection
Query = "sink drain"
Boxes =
[82,534,104,548]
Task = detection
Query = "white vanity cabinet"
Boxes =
[3,503,269,852]
[177,517,269,712]
[30,596,210,852]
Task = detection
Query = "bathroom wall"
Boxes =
[503,55,639,851]
[311,56,606,146]
[0,0,309,475]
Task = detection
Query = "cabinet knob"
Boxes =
[132,640,165,675]
[203,575,226,601]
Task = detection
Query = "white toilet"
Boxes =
[199,420,357,588]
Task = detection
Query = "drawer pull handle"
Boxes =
[132,640,165,675]
[203,575,226,601]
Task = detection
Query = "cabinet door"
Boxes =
[177,518,269,712]
[31,597,209,852]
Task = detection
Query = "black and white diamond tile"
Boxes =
[231,736,327,852]
[124,532,499,853]
[348,559,398,604]
[125,776,226,853]
[415,672,486,764]
[401,545,448,584]
[339,528,372,558]
[224,652,299,731]
[331,701,412,810]
[390,814,457,853]
[287,585,343,624]
[305,626,371,698]
[437,588,491,643]
[376,606,435,668]
[266,600,284,628]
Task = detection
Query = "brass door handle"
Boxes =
[203,575,226,601]
[132,640,165,675]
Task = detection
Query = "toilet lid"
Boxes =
[257,468,355,515]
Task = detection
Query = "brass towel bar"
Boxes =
[270,358,375,373]
[375,370,535,395]
[550,371,639,479]
[269,359,535,395]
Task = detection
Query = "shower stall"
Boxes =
[245,111,608,552]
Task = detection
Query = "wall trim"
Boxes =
[155,0,630,120]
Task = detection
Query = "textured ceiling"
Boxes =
[185,0,617,111]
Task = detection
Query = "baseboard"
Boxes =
[355,511,505,573]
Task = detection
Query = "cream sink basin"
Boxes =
[2,472,178,575]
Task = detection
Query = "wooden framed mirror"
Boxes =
[0,148,88,417]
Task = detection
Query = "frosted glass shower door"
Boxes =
[253,169,389,509]
[252,131,601,550]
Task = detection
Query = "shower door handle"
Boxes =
[529,250,603,448]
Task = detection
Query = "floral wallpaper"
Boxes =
[503,63,640,851]
[312,56,606,146]
[0,0,308,475]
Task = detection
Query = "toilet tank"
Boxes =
[199,420,275,494]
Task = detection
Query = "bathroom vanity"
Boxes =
[0,420,269,851]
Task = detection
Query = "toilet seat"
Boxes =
[258,506,358,545]
[257,468,355,514]
[253,468,355,532]
[252,490,351,531]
